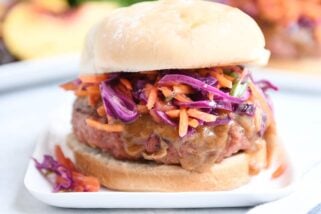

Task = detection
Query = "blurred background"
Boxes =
[225,0,321,73]
[0,0,152,64]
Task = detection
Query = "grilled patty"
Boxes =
[72,98,264,172]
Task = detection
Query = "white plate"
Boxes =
[0,54,79,92]
[252,67,321,94]
[24,97,297,208]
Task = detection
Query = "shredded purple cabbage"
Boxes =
[133,79,148,103]
[33,155,73,192]
[158,74,242,103]
[298,16,316,28]
[197,76,217,86]
[154,110,176,126]
[133,90,148,103]
[254,79,277,111]
[175,100,216,109]
[234,103,256,116]
[186,127,197,137]
[100,81,138,123]
[206,116,231,126]
[106,73,121,83]
[215,100,233,111]
[255,80,278,92]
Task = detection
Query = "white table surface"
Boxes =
[1,82,321,214]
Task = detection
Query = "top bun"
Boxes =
[80,0,270,74]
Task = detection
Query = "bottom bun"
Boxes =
[67,134,268,192]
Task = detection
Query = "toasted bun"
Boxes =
[80,0,270,74]
[67,134,273,191]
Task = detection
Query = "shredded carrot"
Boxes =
[187,109,217,122]
[254,108,262,132]
[173,84,193,94]
[72,171,100,192]
[199,69,209,76]
[137,104,148,113]
[75,85,100,97]
[316,27,321,44]
[224,74,235,81]
[174,94,192,102]
[116,83,133,99]
[211,70,232,88]
[188,118,199,128]
[208,93,214,101]
[86,85,100,95]
[54,145,76,171]
[75,89,89,97]
[96,105,106,117]
[147,86,158,110]
[179,109,189,137]
[159,86,173,98]
[154,100,175,112]
[106,114,115,124]
[54,145,101,192]
[272,163,287,179]
[142,70,158,75]
[88,95,100,107]
[55,174,71,190]
[248,80,272,126]
[149,109,161,123]
[212,67,223,73]
[79,74,108,83]
[120,78,133,90]
[60,82,77,91]
[86,118,124,132]
[144,83,153,91]
[165,109,180,118]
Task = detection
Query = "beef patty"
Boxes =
[72,98,264,172]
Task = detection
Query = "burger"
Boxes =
[225,0,321,73]
[61,0,284,192]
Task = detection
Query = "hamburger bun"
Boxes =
[80,0,270,74]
